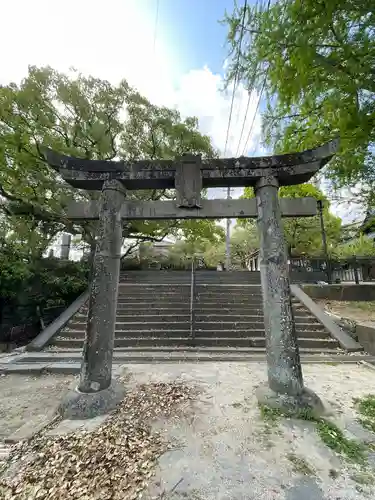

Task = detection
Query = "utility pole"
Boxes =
[225,186,231,270]
[317,199,332,283]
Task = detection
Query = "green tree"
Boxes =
[241,183,342,256]
[229,224,259,269]
[223,0,375,207]
[334,235,375,258]
[164,225,258,270]
[165,226,226,268]
[0,66,219,258]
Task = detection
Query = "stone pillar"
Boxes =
[59,180,126,419]
[254,175,324,414]
[60,233,71,260]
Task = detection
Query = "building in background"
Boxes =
[362,209,375,241]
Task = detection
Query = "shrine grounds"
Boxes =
[2,361,375,499]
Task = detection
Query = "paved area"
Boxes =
[1,364,375,498]
[0,373,73,439]
[122,362,375,500]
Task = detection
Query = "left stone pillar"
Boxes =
[59,179,127,419]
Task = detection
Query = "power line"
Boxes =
[223,0,248,158]
[235,92,251,156]
[241,74,266,155]
[239,0,271,156]
[235,69,258,156]
[224,0,248,271]
[153,0,160,56]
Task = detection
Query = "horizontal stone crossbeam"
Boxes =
[64,197,317,220]
[43,139,339,190]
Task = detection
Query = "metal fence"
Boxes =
[289,257,375,283]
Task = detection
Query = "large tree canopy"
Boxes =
[241,183,342,256]
[224,0,375,207]
[0,66,220,258]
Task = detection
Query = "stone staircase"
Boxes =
[49,271,339,353]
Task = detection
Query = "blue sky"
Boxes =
[159,0,232,75]
[1,0,263,159]
[0,0,359,223]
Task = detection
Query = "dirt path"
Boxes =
[2,364,375,499]
[123,362,375,500]
[0,374,73,438]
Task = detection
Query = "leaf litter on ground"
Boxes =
[0,380,197,500]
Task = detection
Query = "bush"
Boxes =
[0,255,89,344]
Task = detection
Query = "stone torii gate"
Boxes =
[43,139,339,418]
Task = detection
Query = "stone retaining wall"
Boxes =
[302,284,375,301]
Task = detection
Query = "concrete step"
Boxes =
[118,282,262,287]
[110,322,327,332]
[11,352,374,374]
[119,278,261,285]
[116,297,264,305]
[53,336,337,349]
[118,285,262,292]
[119,274,261,278]
[117,291,192,297]
[115,303,190,310]
[196,301,263,307]
[24,346,347,358]
[71,314,324,327]
[15,348,367,366]
[116,302,263,309]
[60,328,330,340]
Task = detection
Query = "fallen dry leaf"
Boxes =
[0,381,196,500]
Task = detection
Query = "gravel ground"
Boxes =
[0,374,73,439]
[2,363,375,499]
[120,362,375,500]
[317,300,375,326]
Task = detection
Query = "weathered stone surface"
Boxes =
[78,179,126,394]
[175,154,202,208]
[58,379,126,420]
[291,284,362,351]
[60,233,71,260]
[256,384,325,417]
[26,291,89,352]
[42,139,339,190]
[65,197,318,221]
[255,175,304,396]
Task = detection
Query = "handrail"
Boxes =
[26,290,89,351]
[190,257,197,342]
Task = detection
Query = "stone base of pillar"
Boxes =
[256,384,326,418]
[58,379,126,420]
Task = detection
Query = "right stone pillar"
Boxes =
[255,175,324,414]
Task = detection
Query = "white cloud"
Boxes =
[1,0,262,168]
[319,178,366,224]
[159,67,261,158]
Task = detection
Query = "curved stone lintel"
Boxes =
[42,139,339,173]
[41,139,339,190]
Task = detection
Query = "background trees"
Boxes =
[223,0,375,208]
[0,66,224,340]
[0,66,220,260]
[241,183,342,256]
